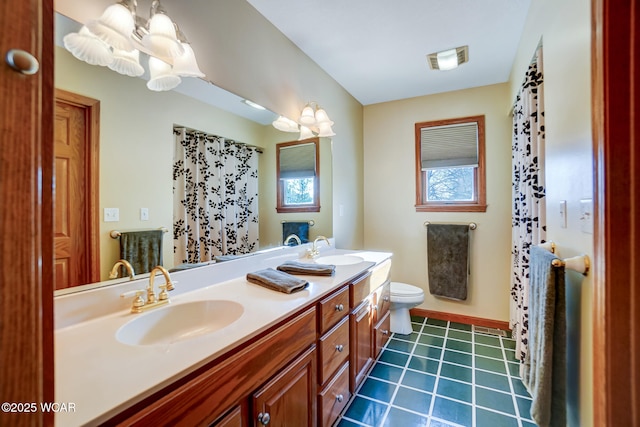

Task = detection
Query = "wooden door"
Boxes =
[53,90,99,289]
[252,347,316,427]
[350,300,373,393]
[0,0,54,426]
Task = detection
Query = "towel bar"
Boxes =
[539,241,590,275]
[110,227,169,239]
[423,221,477,230]
[281,220,315,227]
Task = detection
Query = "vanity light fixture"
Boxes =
[426,45,469,71]
[271,102,336,139]
[63,0,204,92]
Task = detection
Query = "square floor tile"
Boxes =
[336,418,362,427]
[343,396,388,426]
[511,377,531,397]
[449,322,472,332]
[358,377,396,403]
[427,318,448,327]
[413,323,425,333]
[383,407,429,427]
[516,396,533,420]
[369,363,403,383]
[436,378,472,403]
[475,355,507,374]
[475,343,504,359]
[475,371,511,392]
[418,334,445,348]
[386,338,415,354]
[475,408,519,427]
[395,332,420,343]
[411,315,426,323]
[448,330,472,342]
[504,349,517,362]
[414,344,442,360]
[408,355,440,375]
[443,350,472,367]
[428,420,457,427]
[521,420,537,427]
[439,362,472,383]
[379,350,410,367]
[501,338,517,350]
[401,370,436,393]
[392,386,432,415]
[423,325,447,337]
[432,396,472,427]
[474,334,501,347]
[445,339,472,353]
[475,387,516,415]
[507,362,520,377]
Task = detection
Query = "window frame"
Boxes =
[276,137,321,213]
[414,115,487,212]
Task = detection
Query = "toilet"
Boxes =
[389,282,425,335]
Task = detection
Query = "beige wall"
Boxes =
[363,83,513,321]
[509,0,593,425]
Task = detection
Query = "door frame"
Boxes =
[54,88,101,286]
[592,0,640,425]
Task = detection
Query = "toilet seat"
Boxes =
[390,282,424,304]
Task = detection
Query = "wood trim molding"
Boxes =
[592,0,639,425]
[276,137,321,214]
[410,308,510,331]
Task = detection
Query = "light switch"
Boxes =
[580,199,593,234]
[140,208,149,221]
[559,200,567,228]
[104,208,119,222]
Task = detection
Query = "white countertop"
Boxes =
[54,248,391,426]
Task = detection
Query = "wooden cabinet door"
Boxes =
[350,300,373,393]
[252,346,316,427]
[212,403,247,427]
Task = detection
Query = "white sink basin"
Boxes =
[116,300,244,347]
[314,255,365,266]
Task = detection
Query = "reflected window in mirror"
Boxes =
[276,138,320,213]
[415,115,487,212]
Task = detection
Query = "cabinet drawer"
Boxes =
[350,273,371,308]
[373,311,391,358]
[318,362,350,427]
[374,281,391,321]
[318,285,349,334]
[318,316,350,385]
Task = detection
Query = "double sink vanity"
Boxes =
[55,243,392,426]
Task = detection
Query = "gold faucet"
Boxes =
[123,266,175,313]
[284,233,302,246]
[109,259,136,280]
[307,235,330,258]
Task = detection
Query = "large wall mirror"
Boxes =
[53,12,332,293]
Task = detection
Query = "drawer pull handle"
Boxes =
[383,296,390,302]
[335,303,344,312]
[382,330,389,335]
[257,412,271,425]
[336,394,344,403]
[335,344,344,352]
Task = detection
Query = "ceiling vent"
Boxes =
[427,45,469,71]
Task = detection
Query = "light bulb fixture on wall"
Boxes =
[63,0,204,92]
[271,101,336,139]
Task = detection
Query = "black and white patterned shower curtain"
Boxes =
[510,46,546,375]
[173,128,259,265]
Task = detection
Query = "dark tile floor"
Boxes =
[336,316,535,427]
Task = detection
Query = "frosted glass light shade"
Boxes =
[436,48,459,71]
[86,3,135,51]
[299,105,316,126]
[147,56,181,91]
[172,43,204,77]
[63,26,114,66]
[317,122,336,137]
[298,126,314,140]
[272,116,299,133]
[108,48,144,77]
[142,13,184,58]
[314,108,333,125]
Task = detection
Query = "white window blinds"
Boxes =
[420,122,478,170]
[279,142,316,179]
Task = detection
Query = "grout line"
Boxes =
[426,318,450,421]
[471,324,477,427]
[501,334,524,427]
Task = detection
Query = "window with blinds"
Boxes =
[414,115,487,212]
[276,138,320,213]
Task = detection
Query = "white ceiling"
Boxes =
[247,0,531,105]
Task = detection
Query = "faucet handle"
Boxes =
[120,289,146,313]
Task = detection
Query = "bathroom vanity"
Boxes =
[54,246,391,426]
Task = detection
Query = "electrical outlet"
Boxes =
[580,199,593,234]
[140,208,149,221]
[104,208,119,222]
[559,200,567,228]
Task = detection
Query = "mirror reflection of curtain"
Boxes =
[173,128,259,265]
[510,45,546,377]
